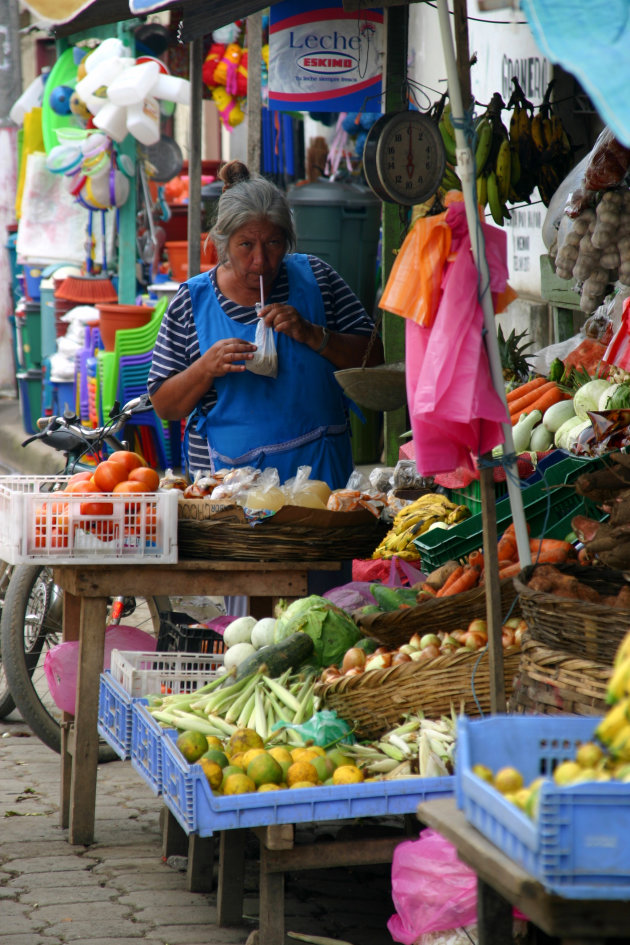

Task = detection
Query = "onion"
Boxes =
[342,647,367,674]
[391,651,412,664]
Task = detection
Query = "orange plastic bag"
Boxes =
[380,211,452,328]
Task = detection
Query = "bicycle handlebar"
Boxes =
[21,394,154,456]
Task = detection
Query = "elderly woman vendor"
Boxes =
[148,160,383,489]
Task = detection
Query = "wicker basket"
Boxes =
[357,577,520,648]
[514,563,630,664]
[315,646,522,739]
[333,362,406,412]
[509,636,611,717]
[177,502,387,561]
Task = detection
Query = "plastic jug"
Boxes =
[75,57,132,114]
[107,60,160,106]
[93,102,128,142]
[126,96,160,145]
[153,74,190,106]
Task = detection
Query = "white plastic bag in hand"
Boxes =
[246,318,278,377]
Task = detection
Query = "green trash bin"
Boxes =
[287,180,383,464]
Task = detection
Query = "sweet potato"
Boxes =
[422,559,462,591]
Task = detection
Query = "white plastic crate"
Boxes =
[0,475,178,564]
[110,649,226,698]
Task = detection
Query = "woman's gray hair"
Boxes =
[208,172,297,264]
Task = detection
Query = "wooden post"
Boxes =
[187,36,204,278]
[247,11,263,174]
[382,4,409,466]
[453,0,472,109]
[479,459,506,712]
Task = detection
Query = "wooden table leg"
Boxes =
[161,806,188,859]
[59,590,81,830]
[258,843,285,945]
[68,595,108,845]
[477,876,513,945]
[218,829,247,926]
[187,834,215,893]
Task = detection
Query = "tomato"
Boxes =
[112,480,146,495]
[93,460,129,493]
[108,450,147,473]
[65,479,99,495]
[127,466,160,491]
[80,500,114,517]
[65,471,93,487]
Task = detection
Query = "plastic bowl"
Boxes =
[165,238,217,281]
[96,303,153,351]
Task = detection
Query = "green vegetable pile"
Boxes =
[274,595,362,669]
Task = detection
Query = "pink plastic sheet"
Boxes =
[406,202,510,476]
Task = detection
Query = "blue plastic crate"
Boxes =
[457,714,630,899]
[131,700,176,795]
[160,732,454,838]
[98,671,133,760]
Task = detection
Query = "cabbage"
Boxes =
[573,380,613,420]
[273,594,362,668]
[609,383,630,410]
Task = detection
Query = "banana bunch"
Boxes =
[534,100,574,207]
[372,493,470,560]
[594,632,630,759]
[505,76,537,206]
[343,711,457,779]
[479,92,513,226]
[438,101,461,193]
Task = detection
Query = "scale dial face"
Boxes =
[364,110,446,206]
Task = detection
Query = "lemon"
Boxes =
[241,747,267,769]
[247,752,283,788]
[332,764,364,786]
[201,748,230,769]
[286,760,319,787]
[553,761,581,786]
[576,742,603,768]
[228,728,264,756]
[176,729,210,764]
[493,766,524,794]
[223,772,256,795]
[268,746,293,766]
[472,763,494,784]
[197,758,224,791]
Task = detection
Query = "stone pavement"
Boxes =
[0,710,405,945]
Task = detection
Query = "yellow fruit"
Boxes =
[513,787,531,811]
[291,747,323,763]
[573,767,599,783]
[176,729,211,764]
[229,752,246,769]
[198,758,224,791]
[494,766,523,794]
[228,727,264,756]
[553,761,582,786]
[258,782,283,791]
[472,763,494,783]
[206,735,224,751]
[247,752,284,788]
[223,772,256,795]
[576,742,603,768]
[268,746,293,766]
[311,755,335,783]
[221,764,246,785]
[286,760,319,787]
[326,748,352,768]
[241,747,267,769]
[332,764,364,786]
[201,748,230,769]
[289,780,318,789]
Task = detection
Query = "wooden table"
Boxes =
[418,798,630,945]
[52,559,342,846]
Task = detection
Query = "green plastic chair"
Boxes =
[97,297,167,424]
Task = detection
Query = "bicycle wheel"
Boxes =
[0,560,17,718]
[1,563,170,755]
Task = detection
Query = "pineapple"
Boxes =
[497,325,535,386]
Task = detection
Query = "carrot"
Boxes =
[497,533,517,563]
[508,381,557,417]
[440,565,481,596]
[511,385,569,424]
[497,562,522,579]
[506,376,547,404]
[529,538,574,563]
[435,565,465,597]
[468,549,484,569]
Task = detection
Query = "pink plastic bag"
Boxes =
[352,556,424,587]
[44,624,157,715]
[388,830,478,942]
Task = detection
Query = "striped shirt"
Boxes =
[148,254,375,473]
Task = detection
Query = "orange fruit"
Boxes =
[241,747,267,769]
[176,730,210,764]
[223,772,256,795]
[246,753,283,788]
[92,460,128,493]
[107,450,147,473]
[286,760,319,787]
[127,466,160,491]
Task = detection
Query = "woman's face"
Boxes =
[226,219,287,294]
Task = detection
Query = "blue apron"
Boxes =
[186,254,354,489]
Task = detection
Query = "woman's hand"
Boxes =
[259,303,319,348]
[203,337,257,376]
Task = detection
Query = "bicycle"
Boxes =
[0,394,172,755]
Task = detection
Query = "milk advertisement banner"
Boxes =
[268,0,384,113]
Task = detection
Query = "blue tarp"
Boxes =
[520,0,630,145]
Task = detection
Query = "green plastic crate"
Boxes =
[448,477,508,514]
[414,454,606,571]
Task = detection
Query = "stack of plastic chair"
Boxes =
[116,349,175,469]
[74,324,103,423]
